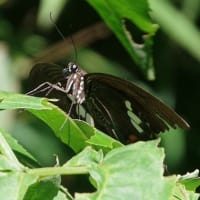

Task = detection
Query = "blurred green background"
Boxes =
[0,0,199,177]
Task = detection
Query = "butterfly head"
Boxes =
[62,62,78,78]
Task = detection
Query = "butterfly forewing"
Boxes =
[29,63,65,87]
[28,63,79,118]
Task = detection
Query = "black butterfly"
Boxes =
[27,62,189,144]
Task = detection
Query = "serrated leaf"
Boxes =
[64,140,177,200]
[177,170,200,191]
[87,0,158,79]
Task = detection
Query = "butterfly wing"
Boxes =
[84,73,189,143]
[28,63,78,118]
[28,64,189,143]
[28,63,65,87]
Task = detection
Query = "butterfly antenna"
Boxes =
[49,12,78,63]
[69,30,78,63]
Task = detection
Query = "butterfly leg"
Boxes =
[26,82,68,96]
[59,101,76,131]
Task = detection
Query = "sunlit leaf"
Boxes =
[66,140,177,200]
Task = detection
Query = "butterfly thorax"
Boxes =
[63,62,87,104]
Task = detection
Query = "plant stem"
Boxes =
[27,166,88,177]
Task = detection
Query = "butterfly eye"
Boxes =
[62,62,78,78]
[72,64,77,70]
[68,62,78,73]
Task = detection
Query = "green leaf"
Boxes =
[0,172,38,200]
[0,128,38,166]
[74,120,123,151]
[29,103,120,153]
[66,140,176,200]
[64,146,103,167]
[177,170,200,191]
[0,129,39,200]
[0,129,23,170]
[53,190,70,200]
[0,91,54,110]
[28,105,88,153]
[0,129,199,199]
[0,91,120,153]
[87,0,158,79]
[24,176,61,200]
[0,91,87,152]
[173,183,200,200]
[172,170,200,200]
[0,155,16,171]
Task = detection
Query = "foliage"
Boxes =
[0,92,199,199]
[87,0,158,80]
[0,0,200,199]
